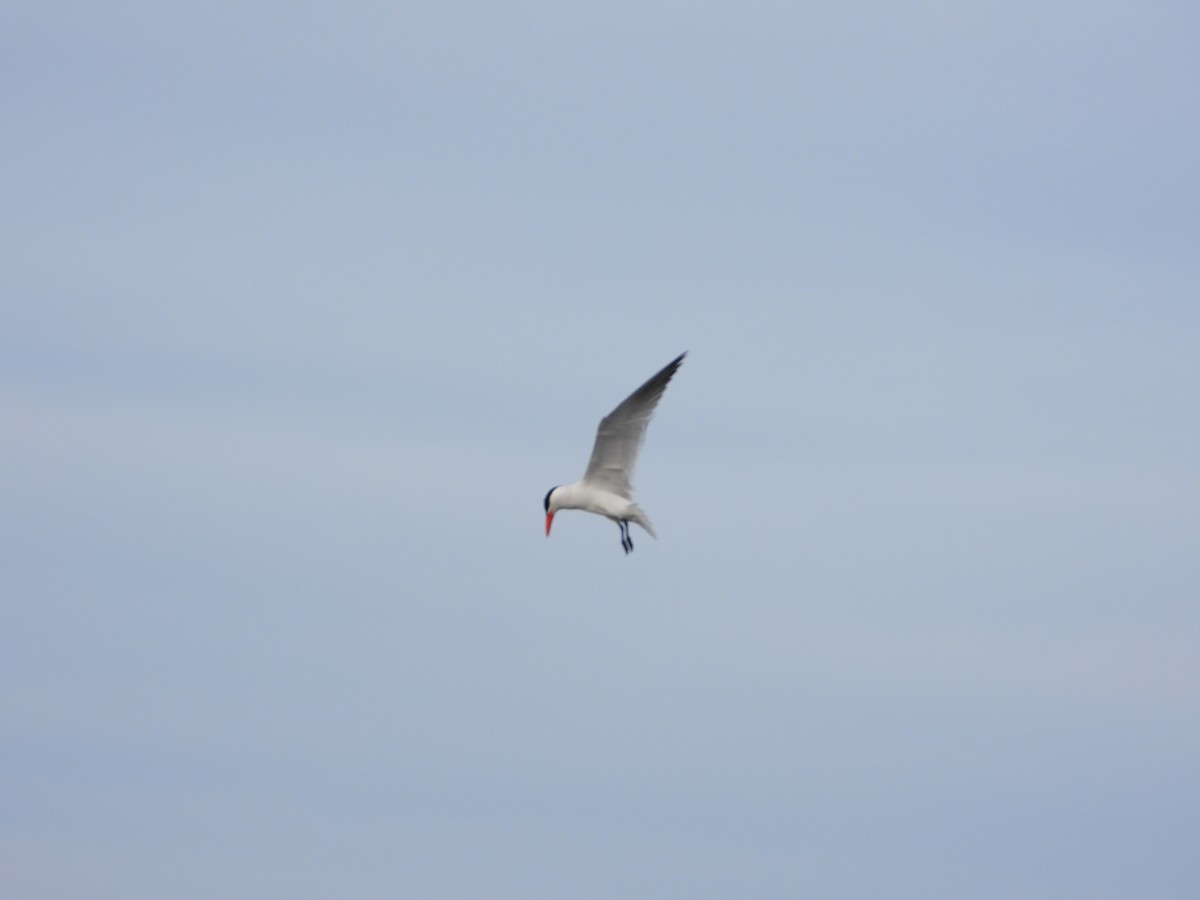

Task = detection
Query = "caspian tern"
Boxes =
[544,352,686,555]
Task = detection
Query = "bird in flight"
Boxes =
[543,352,686,554]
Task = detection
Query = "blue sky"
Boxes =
[4,2,1199,897]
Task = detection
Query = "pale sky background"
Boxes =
[4,2,1199,897]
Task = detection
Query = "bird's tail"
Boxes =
[629,505,657,539]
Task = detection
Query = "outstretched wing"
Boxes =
[581,352,686,498]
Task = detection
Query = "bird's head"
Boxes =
[543,486,558,536]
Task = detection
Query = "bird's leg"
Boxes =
[619,519,633,554]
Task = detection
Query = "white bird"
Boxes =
[544,352,686,554]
